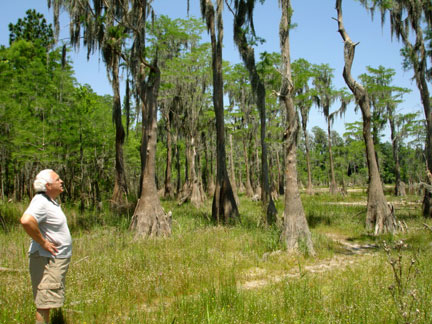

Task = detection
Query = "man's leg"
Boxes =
[36,308,50,324]
[30,254,70,323]
[30,253,49,323]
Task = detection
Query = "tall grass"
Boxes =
[1,191,431,323]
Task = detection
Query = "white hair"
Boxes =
[33,169,54,192]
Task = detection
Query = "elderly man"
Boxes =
[20,169,72,324]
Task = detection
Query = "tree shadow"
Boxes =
[331,233,380,256]
[51,308,67,324]
[307,214,332,228]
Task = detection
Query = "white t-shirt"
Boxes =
[24,193,72,258]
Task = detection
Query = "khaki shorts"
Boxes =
[29,252,71,309]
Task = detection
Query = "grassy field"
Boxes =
[1,190,431,323]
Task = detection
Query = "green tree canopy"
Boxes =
[9,9,54,49]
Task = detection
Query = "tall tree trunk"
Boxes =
[336,0,398,234]
[371,118,381,176]
[175,139,182,195]
[229,134,239,204]
[414,54,432,217]
[276,148,284,195]
[190,137,205,207]
[422,94,432,215]
[164,108,174,199]
[388,108,404,196]
[130,63,171,237]
[110,56,128,209]
[182,145,189,194]
[93,148,101,209]
[303,127,313,194]
[237,166,245,194]
[357,0,432,216]
[254,136,261,196]
[79,120,85,213]
[201,0,239,223]
[299,95,313,194]
[327,119,337,194]
[208,146,215,195]
[279,0,315,255]
[164,130,174,198]
[233,0,277,224]
[268,150,278,201]
[202,131,210,193]
[196,147,207,202]
[242,136,254,197]
[179,136,205,207]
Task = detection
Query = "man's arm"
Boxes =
[20,214,58,255]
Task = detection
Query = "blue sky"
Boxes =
[1,0,423,138]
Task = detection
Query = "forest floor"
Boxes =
[2,191,430,323]
[240,232,378,290]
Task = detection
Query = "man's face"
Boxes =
[46,172,64,198]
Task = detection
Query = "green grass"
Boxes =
[1,191,432,323]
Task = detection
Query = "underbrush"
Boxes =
[1,191,431,323]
